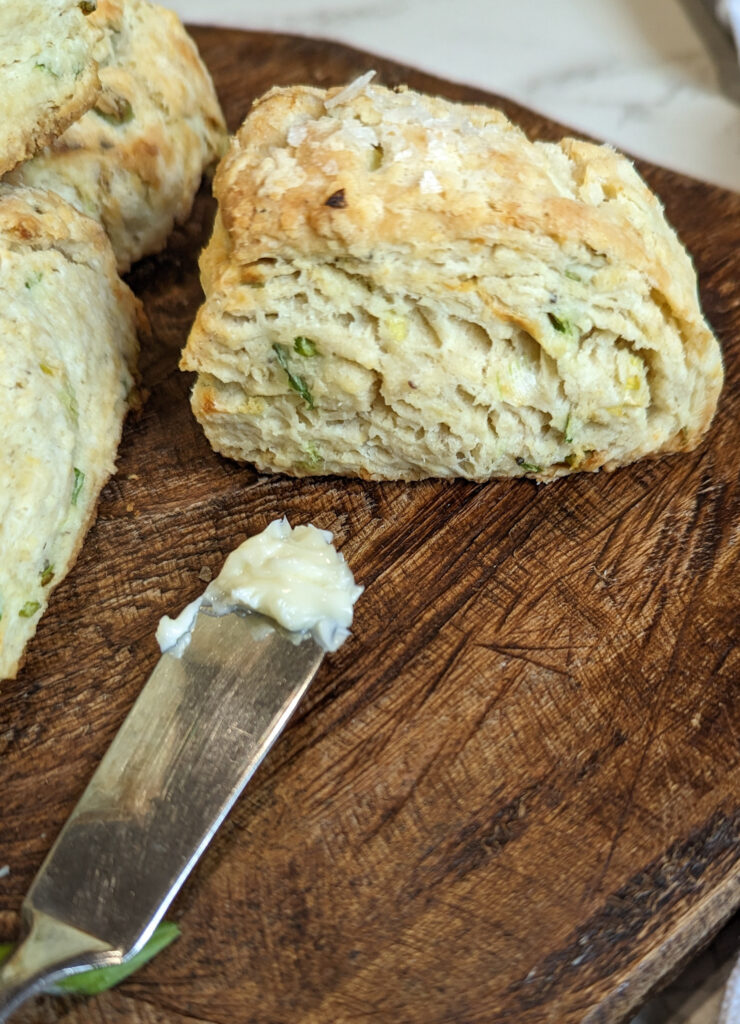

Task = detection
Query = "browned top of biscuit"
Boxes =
[215,81,703,336]
[0,1,102,175]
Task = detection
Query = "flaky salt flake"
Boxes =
[325,70,376,110]
[419,169,443,194]
[287,122,308,147]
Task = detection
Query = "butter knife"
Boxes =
[0,605,324,1020]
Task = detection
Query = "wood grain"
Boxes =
[1,28,739,1024]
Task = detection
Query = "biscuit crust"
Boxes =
[182,81,724,481]
[0,0,101,175]
[7,0,228,271]
[0,185,140,679]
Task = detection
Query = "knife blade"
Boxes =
[0,604,324,1020]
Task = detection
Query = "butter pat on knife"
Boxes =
[156,517,363,656]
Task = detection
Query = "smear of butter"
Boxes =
[156,518,363,657]
[154,597,201,659]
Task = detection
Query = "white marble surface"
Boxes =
[170,0,740,191]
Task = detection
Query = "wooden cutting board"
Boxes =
[2,27,738,1024]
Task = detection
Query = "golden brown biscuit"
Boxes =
[0,0,101,175]
[181,79,723,481]
[0,185,140,680]
[8,0,227,271]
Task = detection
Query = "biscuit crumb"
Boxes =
[198,565,213,582]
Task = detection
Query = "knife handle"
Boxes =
[0,906,116,1021]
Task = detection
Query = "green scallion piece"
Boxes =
[25,272,43,290]
[303,441,323,467]
[0,921,180,997]
[272,344,314,409]
[563,412,574,445]
[516,457,542,474]
[71,467,85,506]
[59,381,79,425]
[548,312,571,334]
[19,601,41,618]
[293,336,319,357]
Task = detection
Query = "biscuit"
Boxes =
[181,79,724,481]
[7,0,228,272]
[0,0,101,175]
[0,185,140,680]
